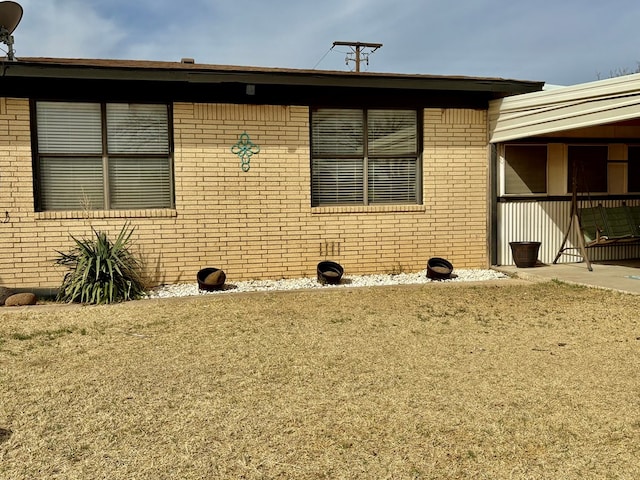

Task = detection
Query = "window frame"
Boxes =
[566,144,608,194]
[32,100,175,212]
[627,145,640,193]
[501,144,548,196]
[310,107,422,207]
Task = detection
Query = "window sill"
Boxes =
[311,204,426,214]
[35,209,178,220]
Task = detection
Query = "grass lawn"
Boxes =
[1,280,639,479]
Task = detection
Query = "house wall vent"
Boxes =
[181,58,195,64]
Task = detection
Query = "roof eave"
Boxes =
[1,58,544,95]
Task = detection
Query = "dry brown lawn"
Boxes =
[1,279,639,479]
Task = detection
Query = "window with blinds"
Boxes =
[311,108,420,206]
[34,101,173,211]
[504,145,547,195]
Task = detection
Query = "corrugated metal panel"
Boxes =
[497,199,640,265]
[489,73,640,143]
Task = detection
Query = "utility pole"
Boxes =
[332,41,383,72]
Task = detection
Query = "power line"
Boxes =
[311,45,335,70]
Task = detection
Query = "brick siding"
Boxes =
[0,99,489,289]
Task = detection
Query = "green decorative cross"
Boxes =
[231,132,260,172]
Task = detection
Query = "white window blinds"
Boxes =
[35,101,173,211]
[311,158,364,205]
[368,109,417,155]
[39,157,104,210]
[106,104,169,154]
[311,108,420,206]
[312,109,364,156]
[109,157,172,209]
[37,102,102,154]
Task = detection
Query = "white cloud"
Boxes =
[12,0,125,58]
[7,0,640,85]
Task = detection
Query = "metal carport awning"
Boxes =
[489,72,640,143]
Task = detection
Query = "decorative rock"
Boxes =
[146,269,509,298]
[4,292,37,306]
[204,269,226,285]
[0,286,14,306]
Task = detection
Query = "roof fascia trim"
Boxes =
[1,61,544,93]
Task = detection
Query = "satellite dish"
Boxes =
[0,1,23,61]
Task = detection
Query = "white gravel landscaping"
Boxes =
[144,268,509,299]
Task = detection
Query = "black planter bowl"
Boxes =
[426,257,453,280]
[317,261,344,285]
[197,267,227,291]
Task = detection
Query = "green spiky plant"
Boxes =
[55,222,146,304]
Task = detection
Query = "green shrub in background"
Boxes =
[55,222,146,304]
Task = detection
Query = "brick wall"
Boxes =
[0,99,489,289]
[423,108,489,266]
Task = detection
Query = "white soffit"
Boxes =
[489,72,640,143]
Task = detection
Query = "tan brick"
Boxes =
[0,102,489,287]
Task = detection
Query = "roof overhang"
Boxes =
[489,72,640,143]
[0,57,544,105]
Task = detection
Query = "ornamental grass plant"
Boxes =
[55,222,145,304]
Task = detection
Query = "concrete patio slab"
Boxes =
[493,260,640,295]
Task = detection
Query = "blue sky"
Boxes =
[7,0,640,86]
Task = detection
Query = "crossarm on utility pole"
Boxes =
[332,41,383,72]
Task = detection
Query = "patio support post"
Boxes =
[553,160,593,270]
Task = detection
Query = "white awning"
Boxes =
[489,72,640,143]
